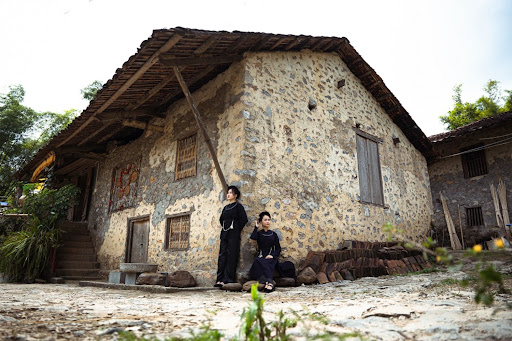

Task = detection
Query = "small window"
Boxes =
[165,214,190,250]
[466,207,484,227]
[355,131,384,206]
[175,134,197,180]
[461,148,488,178]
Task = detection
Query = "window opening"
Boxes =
[355,132,384,206]
[461,148,488,178]
[165,214,190,250]
[466,207,484,227]
[175,134,198,180]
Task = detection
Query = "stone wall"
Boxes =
[87,51,433,285]
[429,122,512,247]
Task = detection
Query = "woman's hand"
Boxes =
[255,220,260,229]
[265,255,273,259]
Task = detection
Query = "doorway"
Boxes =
[126,216,150,263]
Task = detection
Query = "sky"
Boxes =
[1,0,511,137]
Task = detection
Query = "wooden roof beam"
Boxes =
[367,80,383,90]
[77,122,114,146]
[194,36,218,55]
[269,37,288,50]
[159,54,242,67]
[157,65,218,109]
[125,73,177,111]
[122,119,164,132]
[96,125,124,144]
[56,34,182,148]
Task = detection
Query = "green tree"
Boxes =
[81,80,102,101]
[0,86,78,196]
[440,80,512,130]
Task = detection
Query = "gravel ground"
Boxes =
[1,255,511,340]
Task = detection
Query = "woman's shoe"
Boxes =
[214,281,224,288]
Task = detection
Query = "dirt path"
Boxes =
[1,262,511,340]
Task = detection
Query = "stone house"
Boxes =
[18,28,435,285]
[428,111,512,247]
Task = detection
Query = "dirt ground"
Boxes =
[1,252,511,341]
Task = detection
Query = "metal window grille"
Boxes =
[461,149,488,178]
[466,207,484,227]
[166,215,190,250]
[175,135,197,180]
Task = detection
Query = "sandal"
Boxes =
[263,282,275,293]
[214,281,224,288]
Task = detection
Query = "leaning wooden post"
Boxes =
[173,67,228,195]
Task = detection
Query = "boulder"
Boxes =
[136,272,166,286]
[222,282,243,291]
[275,277,296,287]
[297,266,317,285]
[168,271,196,288]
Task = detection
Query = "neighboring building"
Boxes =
[18,28,435,285]
[428,111,512,247]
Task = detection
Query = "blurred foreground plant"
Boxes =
[383,222,509,307]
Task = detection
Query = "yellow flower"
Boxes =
[494,238,504,249]
[436,255,441,262]
[473,244,482,253]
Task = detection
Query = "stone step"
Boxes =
[60,228,90,236]
[61,275,103,281]
[55,253,97,262]
[60,234,92,242]
[55,268,101,277]
[56,261,100,269]
[61,240,94,248]
[59,221,89,230]
[57,247,95,255]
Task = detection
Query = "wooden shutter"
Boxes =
[175,135,197,180]
[356,133,384,205]
[167,215,190,249]
[461,149,488,178]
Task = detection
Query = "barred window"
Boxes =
[466,207,484,227]
[165,215,190,250]
[461,148,488,178]
[175,134,197,180]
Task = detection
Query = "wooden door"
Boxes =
[127,218,149,263]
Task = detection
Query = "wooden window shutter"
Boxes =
[175,134,198,180]
[356,133,384,205]
[166,215,190,250]
[461,148,488,178]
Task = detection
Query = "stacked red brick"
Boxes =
[298,241,432,284]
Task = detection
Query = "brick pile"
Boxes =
[298,241,433,284]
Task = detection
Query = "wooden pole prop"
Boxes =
[173,67,228,195]
[458,204,465,249]
[498,181,511,239]
[440,192,462,250]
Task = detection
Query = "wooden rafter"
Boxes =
[122,119,164,132]
[125,73,177,111]
[96,124,124,144]
[269,37,288,50]
[77,122,114,146]
[159,54,242,67]
[367,80,383,90]
[194,36,218,55]
[56,34,182,148]
[157,65,217,109]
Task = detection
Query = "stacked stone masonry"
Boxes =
[87,51,433,286]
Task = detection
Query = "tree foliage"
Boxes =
[0,85,77,196]
[81,80,103,101]
[440,80,512,130]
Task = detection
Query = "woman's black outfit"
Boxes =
[216,202,248,284]
[249,226,281,284]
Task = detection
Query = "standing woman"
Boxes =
[215,185,248,287]
[249,211,281,292]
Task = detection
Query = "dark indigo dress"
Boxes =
[216,201,248,283]
[249,226,281,284]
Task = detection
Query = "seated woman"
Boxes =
[249,211,281,292]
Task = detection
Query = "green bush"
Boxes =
[0,184,79,282]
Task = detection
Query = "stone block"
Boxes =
[108,271,125,284]
[168,270,196,288]
[297,266,317,284]
[50,277,65,284]
[136,272,166,286]
[222,282,243,291]
[275,277,296,287]
[125,272,138,285]
[317,272,329,284]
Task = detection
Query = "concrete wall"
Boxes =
[429,121,512,246]
[87,51,432,285]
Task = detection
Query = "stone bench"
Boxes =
[117,263,158,285]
